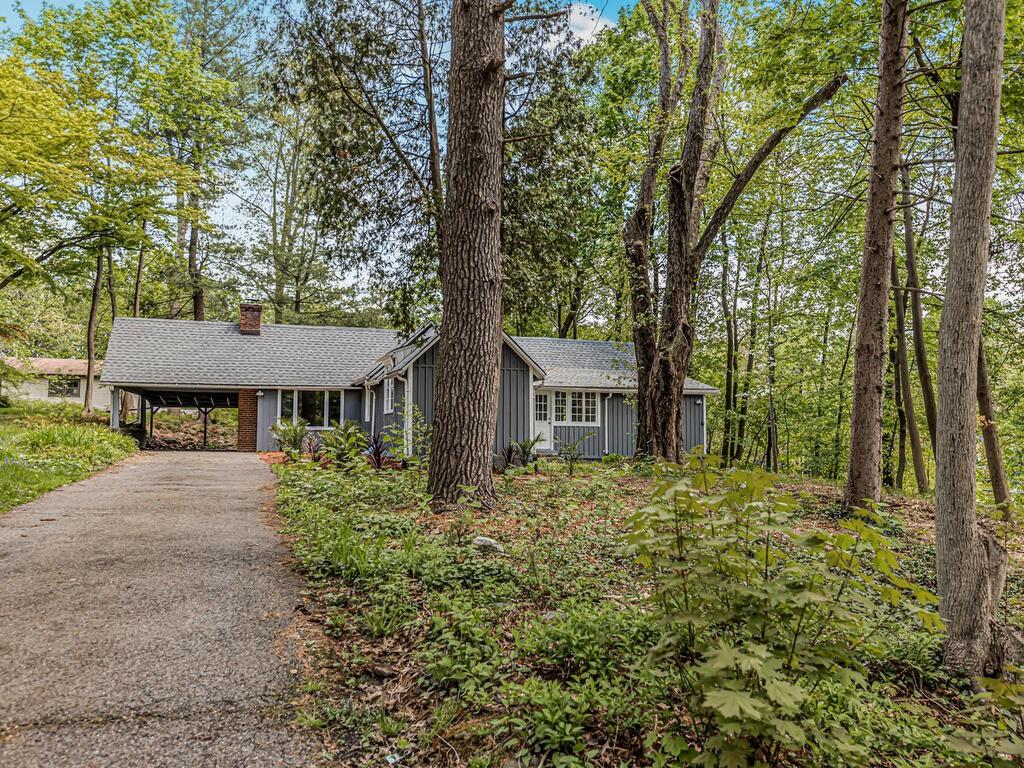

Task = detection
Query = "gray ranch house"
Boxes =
[101,303,717,459]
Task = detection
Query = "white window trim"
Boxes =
[548,389,601,428]
[364,386,372,422]
[277,389,347,430]
[383,378,395,415]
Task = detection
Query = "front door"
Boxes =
[533,391,552,450]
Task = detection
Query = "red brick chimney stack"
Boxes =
[240,302,263,335]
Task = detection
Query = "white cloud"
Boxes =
[567,3,615,43]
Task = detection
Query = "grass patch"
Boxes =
[275,457,1024,767]
[0,400,137,512]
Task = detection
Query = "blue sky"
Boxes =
[3,0,630,31]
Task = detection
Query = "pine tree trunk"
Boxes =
[892,252,929,491]
[83,248,105,416]
[844,0,908,510]
[977,341,1013,519]
[426,0,505,505]
[935,0,1022,677]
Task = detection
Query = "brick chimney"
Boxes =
[240,302,263,335]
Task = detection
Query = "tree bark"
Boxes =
[187,191,204,320]
[900,164,938,451]
[720,247,736,463]
[623,0,688,458]
[977,341,1013,519]
[647,35,846,460]
[83,248,105,416]
[934,0,1020,677]
[133,221,145,318]
[892,251,929,491]
[426,0,505,505]
[844,0,908,510]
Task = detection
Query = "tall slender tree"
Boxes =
[844,0,908,509]
[934,0,1022,676]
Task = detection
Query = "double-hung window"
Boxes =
[552,390,598,426]
[383,378,395,414]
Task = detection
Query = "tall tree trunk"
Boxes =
[892,250,929,491]
[426,0,505,505]
[133,221,145,318]
[720,248,736,462]
[831,320,856,480]
[977,341,1013,519]
[733,233,766,463]
[105,246,118,320]
[900,164,938,451]
[188,191,204,320]
[416,0,445,247]
[624,0,688,457]
[935,0,1022,677]
[646,15,846,459]
[844,0,908,510]
[83,248,105,416]
[648,0,719,462]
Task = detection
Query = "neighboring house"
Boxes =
[3,358,112,411]
[101,303,717,458]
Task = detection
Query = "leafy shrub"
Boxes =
[271,418,307,457]
[320,420,369,464]
[513,434,544,469]
[556,432,592,476]
[499,443,519,472]
[366,434,388,470]
[625,463,941,766]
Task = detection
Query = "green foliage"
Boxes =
[0,401,136,511]
[420,593,501,694]
[271,418,308,458]
[319,420,369,464]
[512,434,544,469]
[626,463,942,766]
[556,432,592,476]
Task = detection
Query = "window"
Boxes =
[553,390,599,426]
[383,378,395,414]
[328,391,343,425]
[280,389,294,422]
[279,390,346,429]
[534,392,549,422]
[47,376,80,398]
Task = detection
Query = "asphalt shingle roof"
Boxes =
[101,318,399,389]
[100,318,717,394]
[513,336,718,393]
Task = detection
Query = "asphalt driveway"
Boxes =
[0,451,317,768]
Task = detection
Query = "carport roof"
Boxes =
[101,318,400,389]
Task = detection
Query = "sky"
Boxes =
[3,0,629,33]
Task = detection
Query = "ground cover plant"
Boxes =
[0,400,137,512]
[273,451,1024,767]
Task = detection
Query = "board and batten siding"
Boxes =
[553,425,603,460]
[682,394,707,450]
[256,388,279,451]
[412,344,437,426]
[604,394,637,456]
[494,343,531,457]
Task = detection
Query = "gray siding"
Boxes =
[343,388,363,424]
[372,378,403,443]
[493,343,531,458]
[553,426,602,459]
[605,394,637,456]
[256,389,279,451]
[412,345,436,426]
[682,393,706,450]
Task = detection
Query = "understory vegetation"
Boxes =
[0,401,137,512]
[275,455,1024,767]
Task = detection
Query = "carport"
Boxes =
[110,388,238,449]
